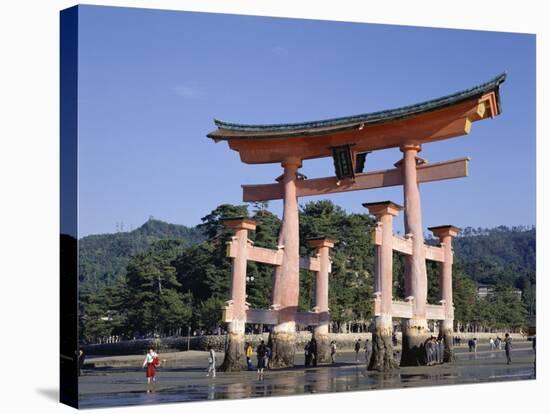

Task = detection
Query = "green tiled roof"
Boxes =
[208,73,505,140]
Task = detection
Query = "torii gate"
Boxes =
[207,73,505,370]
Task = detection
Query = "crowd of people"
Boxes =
[425,336,445,365]
[245,340,271,374]
[466,333,513,363]
[489,336,506,350]
[134,331,520,385]
[461,333,514,366]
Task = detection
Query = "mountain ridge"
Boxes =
[79,216,536,296]
[79,218,206,291]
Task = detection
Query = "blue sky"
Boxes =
[77,5,536,237]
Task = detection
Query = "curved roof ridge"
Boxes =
[211,73,506,134]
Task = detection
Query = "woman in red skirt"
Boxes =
[142,348,160,384]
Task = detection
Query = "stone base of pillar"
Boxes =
[313,331,331,364]
[219,331,245,372]
[441,319,454,363]
[400,318,430,367]
[368,315,399,371]
[268,324,296,369]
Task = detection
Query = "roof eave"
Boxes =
[207,73,506,140]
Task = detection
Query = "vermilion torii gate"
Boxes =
[207,74,505,371]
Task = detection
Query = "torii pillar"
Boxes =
[398,143,430,366]
[429,225,460,363]
[219,218,256,372]
[309,237,336,364]
[364,201,401,371]
[269,156,302,368]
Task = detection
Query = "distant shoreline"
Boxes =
[82,331,528,357]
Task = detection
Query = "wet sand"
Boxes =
[79,342,536,409]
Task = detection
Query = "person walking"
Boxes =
[304,341,311,367]
[256,340,267,375]
[265,344,272,369]
[78,349,85,376]
[310,338,318,367]
[354,339,361,362]
[364,339,371,365]
[142,348,160,385]
[504,333,512,365]
[206,345,216,378]
[330,341,337,364]
[425,337,434,366]
[438,338,444,364]
[489,337,495,350]
[245,342,254,370]
[473,337,478,353]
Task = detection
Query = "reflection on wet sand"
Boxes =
[79,348,535,409]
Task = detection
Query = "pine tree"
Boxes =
[174,204,250,329]
[452,264,477,327]
[300,201,376,331]
[123,240,191,337]
[246,208,280,309]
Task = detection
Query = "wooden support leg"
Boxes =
[219,219,255,372]
[399,144,430,367]
[270,157,301,369]
[363,202,402,371]
[309,238,335,364]
[429,225,460,363]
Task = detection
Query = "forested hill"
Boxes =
[79,214,535,295]
[79,218,205,291]
[452,226,536,287]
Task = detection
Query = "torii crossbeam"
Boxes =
[243,157,469,202]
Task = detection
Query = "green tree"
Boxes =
[174,204,251,329]
[197,204,249,240]
[486,285,528,331]
[123,239,192,336]
[427,260,440,304]
[516,273,536,315]
[78,218,205,291]
[193,297,226,330]
[300,201,376,331]
[79,277,127,343]
[246,208,280,309]
[392,253,406,299]
[452,264,477,327]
